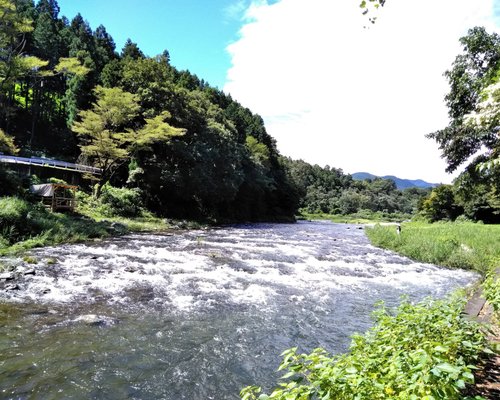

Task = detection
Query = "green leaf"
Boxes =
[455,379,466,389]
[435,363,461,374]
[434,345,449,353]
[345,366,357,374]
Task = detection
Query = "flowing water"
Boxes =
[0,221,478,399]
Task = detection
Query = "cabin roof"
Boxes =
[30,183,78,197]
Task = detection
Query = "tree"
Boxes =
[463,79,500,171]
[427,27,500,222]
[0,0,46,123]
[428,27,500,173]
[72,86,184,197]
[33,0,63,66]
[419,185,463,222]
[121,38,144,60]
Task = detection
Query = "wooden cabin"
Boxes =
[30,183,78,212]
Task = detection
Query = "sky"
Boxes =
[56,0,500,184]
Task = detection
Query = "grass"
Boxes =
[301,211,410,225]
[0,196,175,256]
[365,221,500,275]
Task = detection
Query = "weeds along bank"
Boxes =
[241,294,493,400]
[365,221,500,325]
[0,190,175,256]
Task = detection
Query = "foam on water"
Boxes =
[0,221,478,313]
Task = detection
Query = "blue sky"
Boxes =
[56,1,500,183]
[57,0,249,89]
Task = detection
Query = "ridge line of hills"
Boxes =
[351,172,438,190]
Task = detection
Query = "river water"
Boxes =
[0,221,478,399]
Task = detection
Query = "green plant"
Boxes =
[241,295,488,400]
[22,255,37,264]
[483,270,500,314]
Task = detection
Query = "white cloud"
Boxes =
[224,0,499,183]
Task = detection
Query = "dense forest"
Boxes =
[1,1,498,224]
[0,0,300,222]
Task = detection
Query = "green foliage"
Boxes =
[242,295,487,400]
[0,195,110,254]
[0,2,299,223]
[426,27,500,223]
[283,158,428,219]
[483,270,500,315]
[419,185,463,222]
[79,184,145,218]
[54,57,91,76]
[72,86,184,198]
[0,128,18,154]
[366,222,500,273]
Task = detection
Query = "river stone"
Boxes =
[75,314,116,327]
[23,269,36,276]
[0,272,14,281]
[5,283,20,291]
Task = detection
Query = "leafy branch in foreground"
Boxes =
[241,295,489,400]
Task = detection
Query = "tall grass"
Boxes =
[366,221,500,274]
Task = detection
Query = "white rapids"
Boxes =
[0,221,479,400]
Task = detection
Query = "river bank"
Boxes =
[0,195,207,258]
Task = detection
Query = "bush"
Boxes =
[77,185,145,218]
[0,167,23,196]
[0,197,37,243]
[98,184,144,217]
[241,295,488,400]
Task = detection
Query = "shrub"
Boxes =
[241,295,488,400]
[98,184,144,217]
[0,167,23,196]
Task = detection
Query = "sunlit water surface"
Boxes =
[0,222,478,399]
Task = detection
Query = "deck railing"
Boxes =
[0,155,102,175]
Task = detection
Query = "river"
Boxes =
[0,221,478,399]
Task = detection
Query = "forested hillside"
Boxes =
[0,0,299,222]
[283,158,430,218]
[2,2,498,225]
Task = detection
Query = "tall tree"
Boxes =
[72,86,184,197]
[427,27,500,222]
[121,38,144,60]
[0,0,46,127]
[427,27,500,173]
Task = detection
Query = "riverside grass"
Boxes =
[365,221,500,275]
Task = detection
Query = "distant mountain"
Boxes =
[351,172,438,190]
